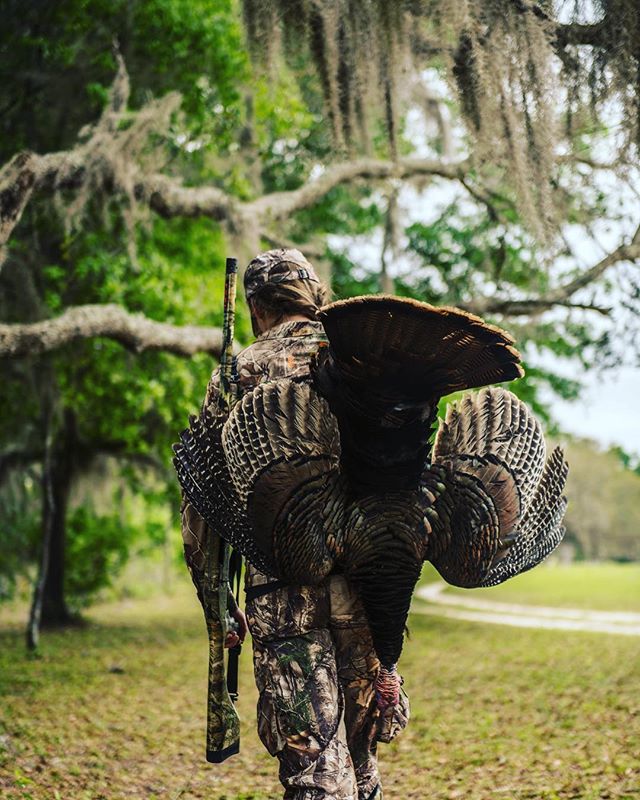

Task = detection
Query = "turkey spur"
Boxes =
[174,295,568,706]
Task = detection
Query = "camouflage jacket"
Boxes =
[182,319,328,762]
[204,318,328,411]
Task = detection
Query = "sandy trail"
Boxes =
[414,582,640,636]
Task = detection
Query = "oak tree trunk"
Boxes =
[27,409,76,648]
[40,456,73,627]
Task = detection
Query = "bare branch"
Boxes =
[509,0,608,48]
[0,447,43,485]
[465,297,613,316]
[1,133,476,253]
[558,153,618,171]
[0,304,224,358]
[554,20,607,49]
[465,223,640,317]
[135,173,239,225]
[0,153,39,253]
[543,224,640,303]
[248,157,471,222]
[2,223,638,358]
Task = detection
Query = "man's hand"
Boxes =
[224,606,248,649]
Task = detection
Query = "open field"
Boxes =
[423,562,640,612]
[1,565,639,800]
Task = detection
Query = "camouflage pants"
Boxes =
[246,572,410,800]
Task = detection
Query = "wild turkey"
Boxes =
[174,295,568,706]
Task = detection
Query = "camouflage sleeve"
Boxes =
[203,366,222,413]
[205,359,260,407]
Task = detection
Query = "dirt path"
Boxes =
[415,581,640,635]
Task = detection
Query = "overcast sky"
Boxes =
[550,365,640,451]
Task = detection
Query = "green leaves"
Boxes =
[405,202,546,304]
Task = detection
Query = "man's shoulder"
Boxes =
[235,320,327,387]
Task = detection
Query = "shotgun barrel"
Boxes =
[219,257,238,406]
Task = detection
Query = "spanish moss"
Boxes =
[242,0,640,240]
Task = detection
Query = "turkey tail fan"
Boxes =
[425,387,568,588]
[318,296,523,395]
[173,409,277,576]
[314,295,524,494]
[222,379,346,584]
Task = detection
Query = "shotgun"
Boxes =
[201,257,242,762]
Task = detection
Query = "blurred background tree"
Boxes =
[1,0,639,642]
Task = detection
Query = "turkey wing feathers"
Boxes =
[426,387,568,587]
[174,381,345,582]
[480,446,568,586]
[173,409,277,576]
[222,380,345,584]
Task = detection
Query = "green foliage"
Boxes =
[44,216,253,460]
[330,251,381,299]
[0,0,381,610]
[64,506,132,605]
[0,1,259,607]
[405,206,548,305]
[0,472,40,601]
[292,187,383,241]
[0,0,247,159]
[610,444,640,475]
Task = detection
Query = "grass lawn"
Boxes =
[421,562,640,612]
[1,568,639,800]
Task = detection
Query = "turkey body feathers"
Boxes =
[343,492,429,668]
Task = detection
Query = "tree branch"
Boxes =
[554,20,607,49]
[0,447,43,485]
[0,304,224,358]
[135,173,239,225]
[509,1,608,49]
[465,297,613,316]
[465,223,640,317]
[247,157,471,223]
[1,125,478,254]
[2,224,638,358]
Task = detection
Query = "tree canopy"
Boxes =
[244,0,640,240]
[1,0,639,635]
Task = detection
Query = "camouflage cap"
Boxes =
[244,248,320,300]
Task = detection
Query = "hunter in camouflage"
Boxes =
[182,249,409,799]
